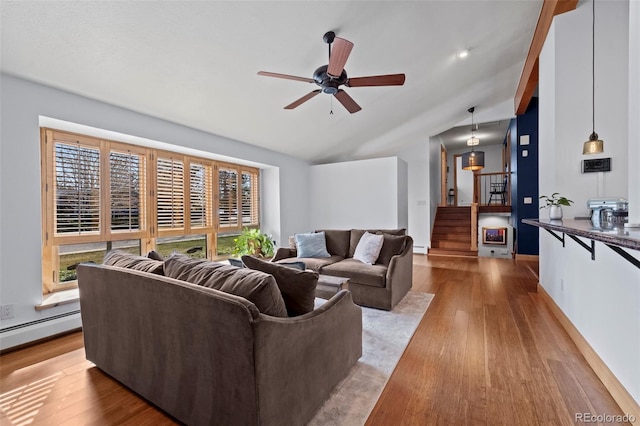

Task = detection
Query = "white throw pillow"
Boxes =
[353,231,384,265]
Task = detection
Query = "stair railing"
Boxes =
[471,203,478,251]
[473,172,512,206]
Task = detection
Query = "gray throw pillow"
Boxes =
[164,254,287,317]
[294,231,330,258]
[104,250,164,275]
[242,255,318,317]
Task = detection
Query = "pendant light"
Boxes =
[583,0,604,155]
[462,107,485,170]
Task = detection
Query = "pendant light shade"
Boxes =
[583,0,604,155]
[462,106,485,170]
[462,150,485,171]
[583,132,604,154]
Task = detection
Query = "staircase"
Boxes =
[428,206,478,257]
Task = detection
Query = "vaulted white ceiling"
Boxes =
[0,1,541,163]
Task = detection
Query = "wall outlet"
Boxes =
[1,304,15,320]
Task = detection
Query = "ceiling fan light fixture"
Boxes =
[257,31,405,114]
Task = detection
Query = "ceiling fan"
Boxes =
[257,31,406,114]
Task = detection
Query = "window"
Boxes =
[218,166,239,230]
[41,129,260,293]
[110,148,145,233]
[156,155,186,233]
[242,170,259,226]
[53,137,101,239]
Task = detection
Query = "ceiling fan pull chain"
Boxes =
[330,96,334,115]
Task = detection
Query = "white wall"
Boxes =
[629,0,640,225]
[398,138,432,254]
[309,157,408,231]
[0,73,310,349]
[539,0,640,404]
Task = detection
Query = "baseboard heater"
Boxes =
[0,310,80,334]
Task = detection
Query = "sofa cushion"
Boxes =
[242,255,318,317]
[349,229,406,257]
[146,250,164,261]
[376,234,407,266]
[353,232,384,265]
[164,254,288,317]
[316,229,350,258]
[294,232,331,258]
[321,258,387,288]
[104,250,164,275]
[276,255,343,272]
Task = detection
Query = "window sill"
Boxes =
[35,288,79,311]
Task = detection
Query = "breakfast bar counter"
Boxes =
[522,218,640,268]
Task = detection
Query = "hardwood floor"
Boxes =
[0,256,627,425]
[367,255,627,425]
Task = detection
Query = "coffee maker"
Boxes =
[587,197,629,228]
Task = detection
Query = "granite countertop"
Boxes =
[522,218,640,251]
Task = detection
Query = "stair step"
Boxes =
[431,240,472,250]
[432,226,471,234]
[428,248,478,257]
[432,233,471,242]
[435,213,470,220]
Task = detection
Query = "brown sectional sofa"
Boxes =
[273,229,413,310]
[77,254,362,426]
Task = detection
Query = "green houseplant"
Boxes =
[232,228,275,258]
[539,193,573,220]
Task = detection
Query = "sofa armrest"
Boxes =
[253,290,362,426]
[386,235,413,305]
[272,247,296,262]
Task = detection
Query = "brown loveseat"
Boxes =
[273,229,413,310]
[77,256,362,426]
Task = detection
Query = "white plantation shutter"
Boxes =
[241,171,259,226]
[218,167,239,229]
[110,150,145,232]
[54,142,101,236]
[190,162,212,229]
[157,156,185,231]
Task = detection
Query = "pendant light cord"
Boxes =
[592,0,596,134]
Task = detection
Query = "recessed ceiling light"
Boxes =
[457,49,469,59]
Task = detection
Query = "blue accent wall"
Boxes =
[513,97,540,255]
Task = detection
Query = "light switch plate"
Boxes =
[520,135,530,145]
[522,149,528,157]
[524,197,532,204]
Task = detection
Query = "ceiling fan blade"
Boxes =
[257,71,314,83]
[327,37,354,77]
[334,89,362,114]
[347,74,406,87]
[284,90,322,109]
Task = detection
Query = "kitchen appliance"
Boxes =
[587,197,628,228]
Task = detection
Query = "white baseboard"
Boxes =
[0,312,82,351]
[412,245,428,255]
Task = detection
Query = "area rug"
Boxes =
[308,291,434,426]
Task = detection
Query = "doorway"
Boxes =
[454,154,473,206]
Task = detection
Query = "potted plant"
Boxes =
[539,193,573,220]
[232,228,275,258]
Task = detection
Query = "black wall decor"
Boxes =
[582,157,611,173]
